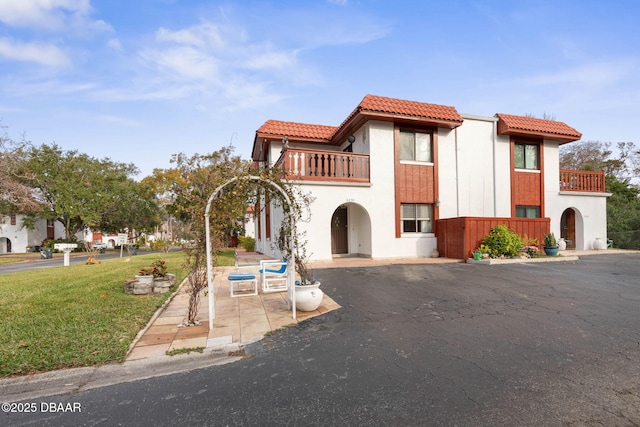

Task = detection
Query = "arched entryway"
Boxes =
[0,237,11,254]
[330,203,372,258]
[561,208,577,249]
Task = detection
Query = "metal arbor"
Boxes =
[204,175,297,330]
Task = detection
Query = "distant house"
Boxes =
[0,214,65,253]
[244,207,256,239]
[251,94,609,260]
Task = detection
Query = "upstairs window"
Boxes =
[401,203,433,233]
[514,142,539,170]
[400,130,432,162]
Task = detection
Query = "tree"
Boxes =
[605,176,640,249]
[0,126,41,214]
[166,146,252,325]
[26,143,157,240]
[96,179,161,235]
[139,167,186,241]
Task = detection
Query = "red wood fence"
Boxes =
[436,217,550,259]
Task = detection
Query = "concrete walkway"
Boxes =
[125,248,626,361]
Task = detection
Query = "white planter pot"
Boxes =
[295,282,324,311]
[593,237,605,250]
[558,238,567,251]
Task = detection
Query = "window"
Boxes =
[515,206,540,218]
[400,130,432,162]
[514,142,538,170]
[401,203,433,233]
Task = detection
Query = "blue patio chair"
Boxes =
[259,260,288,293]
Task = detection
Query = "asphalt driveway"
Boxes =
[5,254,640,426]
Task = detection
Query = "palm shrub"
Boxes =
[480,225,523,258]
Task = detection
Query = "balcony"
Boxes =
[275,148,370,183]
[560,169,605,192]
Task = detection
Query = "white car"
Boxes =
[93,242,108,249]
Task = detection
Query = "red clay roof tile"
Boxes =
[496,113,581,141]
[358,94,463,123]
[256,120,337,141]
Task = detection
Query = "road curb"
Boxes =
[0,345,242,403]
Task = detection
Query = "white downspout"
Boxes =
[455,127,460,217]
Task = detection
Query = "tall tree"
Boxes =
[166,146,252,325]
[0,127,40,214]
[26,144,157,239]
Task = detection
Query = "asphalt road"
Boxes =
[0,252,135,274]
[4,254,640,426]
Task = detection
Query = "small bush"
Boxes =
[480,225,523,258]
[238,235,255,252]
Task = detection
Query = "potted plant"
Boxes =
[543,233,559,256]
[293,250,324,311]
[149,258,174,293]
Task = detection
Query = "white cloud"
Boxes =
[0,0,111,34]
[0,37,70,67]
[140,46,219,81]
[155,23,226,49]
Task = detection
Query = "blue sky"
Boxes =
[1,0,639,178]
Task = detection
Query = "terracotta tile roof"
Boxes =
[496,113,581,142]
[357,94,463,124]
[256,119,337,141]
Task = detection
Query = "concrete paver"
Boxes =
[126,253,343,361]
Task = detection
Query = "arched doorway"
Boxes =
[561,208,576,249]
[330,203,372,258]
[331,206,348,255]
[0,237,11,253]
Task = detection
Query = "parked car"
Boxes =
[93,242,108,249]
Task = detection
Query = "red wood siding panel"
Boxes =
[436,217,551,259]
[396,163,435,202]
[513,171,541,206]
[394,126,438,237]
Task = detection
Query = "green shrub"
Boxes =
[480,225,523,258]
[238,235,255,252]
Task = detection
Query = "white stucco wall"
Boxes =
[438,115,512,219]
[544,142,609,250]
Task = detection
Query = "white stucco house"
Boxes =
[0,214,66,253]
[251,95,609,260]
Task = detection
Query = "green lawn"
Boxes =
[0,250,234,377]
